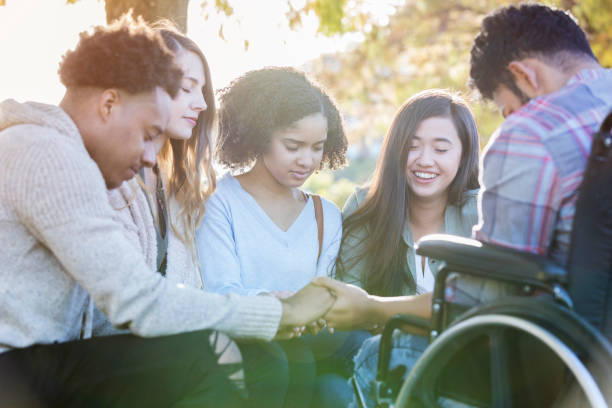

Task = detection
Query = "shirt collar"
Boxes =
[567,68,608,86]
[401,202,460,248]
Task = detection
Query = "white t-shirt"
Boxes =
[414,249,435,294]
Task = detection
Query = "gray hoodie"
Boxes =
[0,100,282,353]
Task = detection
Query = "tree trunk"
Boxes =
[105,0,190,33]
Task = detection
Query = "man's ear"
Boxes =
[98,89,120,122]
[507,60,538,96]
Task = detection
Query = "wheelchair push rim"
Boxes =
[395,314,609,408]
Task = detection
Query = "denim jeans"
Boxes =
[350,331,428,408]
[307,330,373,408]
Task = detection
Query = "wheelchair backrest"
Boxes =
[567,109,612,340]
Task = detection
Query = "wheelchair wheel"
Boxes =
[394,297,612,408]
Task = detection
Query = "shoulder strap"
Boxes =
[312,194,324,262]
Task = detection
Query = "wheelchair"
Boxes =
[357,112,612,408]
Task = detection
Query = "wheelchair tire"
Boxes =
[394,297,612,408]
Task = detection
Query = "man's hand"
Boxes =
[277,282,336,333]
[311,276,375,331]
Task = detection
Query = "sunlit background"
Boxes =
[0,0,390,103]
[1,0,609,206]
[0,0,399,205]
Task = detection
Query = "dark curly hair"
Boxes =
[59,14,182,98]
[216,67,347,170]
[470,3,596,100]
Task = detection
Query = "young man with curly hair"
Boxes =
[470,3,612,266]
[0,17,334,408]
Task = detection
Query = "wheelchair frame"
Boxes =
[367,236,612,408]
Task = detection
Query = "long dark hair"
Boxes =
[336,89,479,296]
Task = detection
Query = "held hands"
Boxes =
[276,282,336,340]
[311,276,376,331]
[270,290,294,299]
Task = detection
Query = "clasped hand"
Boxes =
[275,276,377,339]
[275,282,336,340]
[311,276,376,331]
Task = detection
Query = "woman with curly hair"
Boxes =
[196,67,347,298]
[195,66,348,408]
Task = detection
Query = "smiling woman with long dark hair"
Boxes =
[336,89,480,299]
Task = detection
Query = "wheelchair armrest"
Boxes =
[416,234,567,285]
[377,314,430,382]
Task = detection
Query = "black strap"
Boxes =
[140,166,168,276]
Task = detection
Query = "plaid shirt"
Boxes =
[474,69,612,265]
[474,68,612,267]
[445,68,612,309]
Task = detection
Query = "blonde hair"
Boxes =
[156,24,217,264]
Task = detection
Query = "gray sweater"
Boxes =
[0,100,282,353]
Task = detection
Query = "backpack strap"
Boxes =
[312,194,324,262]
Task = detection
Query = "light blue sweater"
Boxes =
[196,174,343,296]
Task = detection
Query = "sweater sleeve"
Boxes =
[7,137,282,341]
[196,190,265,296]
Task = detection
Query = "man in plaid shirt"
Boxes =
[470,4,612,267]
[447,3,612,307]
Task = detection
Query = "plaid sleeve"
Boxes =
[474,124,562,255]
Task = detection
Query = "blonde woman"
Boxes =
[100,26,308,408]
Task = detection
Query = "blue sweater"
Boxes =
[196,174,343,296]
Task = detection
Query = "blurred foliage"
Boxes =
[60,0,611,208]
[567,0,612,67]
[304,172,356,209]
[300,0,611,207]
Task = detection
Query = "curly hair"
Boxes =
[216,67,347,170]
[469,3,596,100]
[59,14,182,98]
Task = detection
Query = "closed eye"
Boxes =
[313,143,325,152]
[146,126,163,141]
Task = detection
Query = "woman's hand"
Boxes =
[270,290,294,299]
[304,318,328,336]
[274,325,306,340]
[277,282,336,334]
[311,276,375,331]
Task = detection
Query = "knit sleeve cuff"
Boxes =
[223,294,282,341]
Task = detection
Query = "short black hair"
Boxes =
[59,14,182,98]
[216,67,347,170]
[470,3,596,100]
